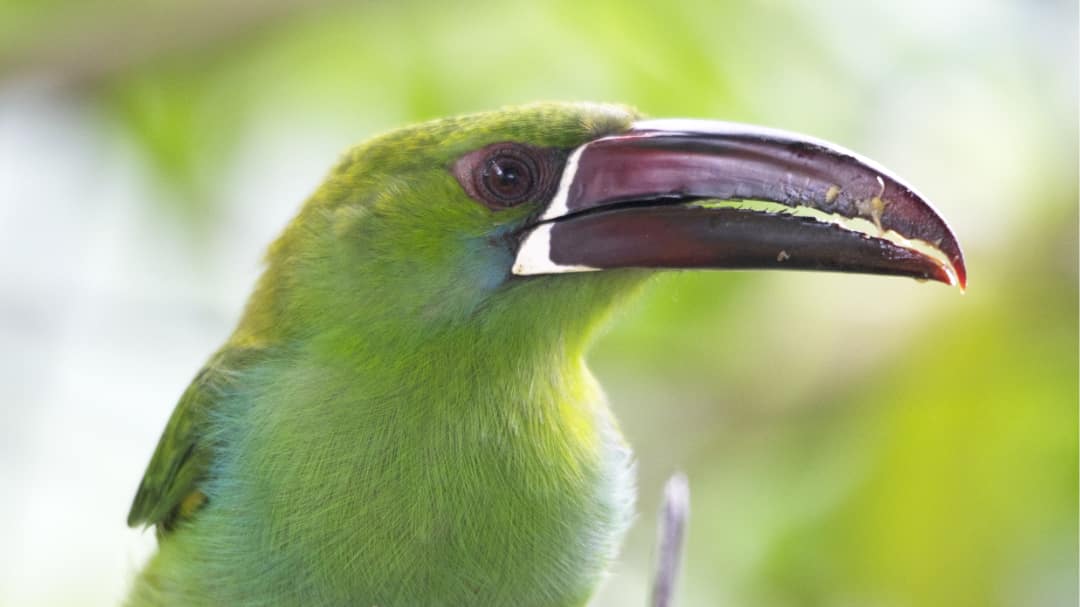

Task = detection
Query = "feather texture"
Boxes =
[127,103,645,606]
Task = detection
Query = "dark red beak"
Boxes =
[513,119,966,290]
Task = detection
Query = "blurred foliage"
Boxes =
[592,201,1077,606]
[737,222,1075,607]
[1,0,1075,605]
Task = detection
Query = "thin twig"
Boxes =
[650,472,690,607]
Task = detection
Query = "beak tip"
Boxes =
[955,263,968,292]
[937,251,966,291]
[945,238,967,291]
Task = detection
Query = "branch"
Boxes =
[0,0,348,91]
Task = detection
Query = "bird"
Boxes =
[125,102,965,606]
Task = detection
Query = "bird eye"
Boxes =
[480,152,536,206]
[452,142,565,211]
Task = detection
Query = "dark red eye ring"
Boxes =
[453,143,565,211]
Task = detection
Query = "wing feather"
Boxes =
[127,347,259,531]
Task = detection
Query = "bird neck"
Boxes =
[229,207,649,427]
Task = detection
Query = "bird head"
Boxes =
[241,102,964,355]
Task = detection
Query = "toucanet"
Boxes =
[126,102,965,606]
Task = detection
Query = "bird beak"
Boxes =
[513,120,966,289]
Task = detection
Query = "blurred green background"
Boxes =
[1,0,1075,605]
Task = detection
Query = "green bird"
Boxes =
[126,102,965,606]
